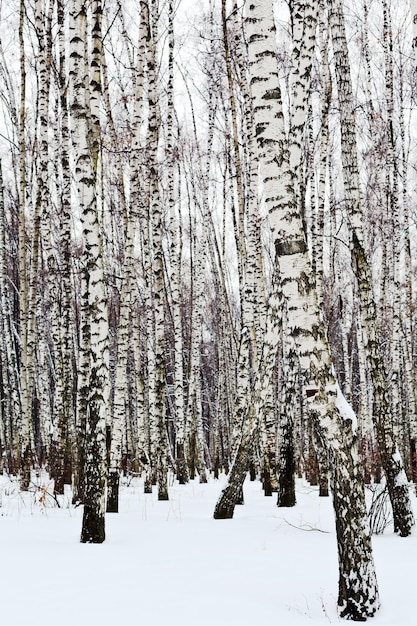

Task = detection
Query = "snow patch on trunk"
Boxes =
[334,382,358,433]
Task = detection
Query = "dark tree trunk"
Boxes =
[81,503,105,544]
[214,425,253,519]
[262,457,273,496]
[176,441,189,485]
[315,426,329,497]
[106,471,120,513]
[277,435,296,507]
[332,452,378,620]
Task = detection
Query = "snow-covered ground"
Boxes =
[0,473,415,625]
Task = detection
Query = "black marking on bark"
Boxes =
[275,238,307,257]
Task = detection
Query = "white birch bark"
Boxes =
[236,0,272,487]
[221,2,251,461]
[276,0,319,501]
[106,0,147,511]
[398,23,417,485]
[381,0,409,473]
[276,312,297,506]
[18,0,33,489]
[147,0,169,499]
[124,0,155,494]
[225,0,277,492]
[0,162,21,472]
[222,0,246,312]
[310,10,330,314]
[18,0,55,484]
[35,0,61,483]
[165,0,188,484]
[243,0,379,617]
[49,0,75,495]
[69,0,109,543]
[103,2,149,513]
[142,223,157,493]
[289,0,319,226]
[185,218,209,484]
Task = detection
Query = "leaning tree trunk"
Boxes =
[218,0,277,498]
[221,0,252,469]
[227,0,379,618]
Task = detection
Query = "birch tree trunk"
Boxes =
[107,0,149,511]
[166,0,188,485]
[276,0,320,504]
[69,0,109,543]
[221,0,277,495]
[147,0,169,500]
[0,162,21,473]
[277,325,297,507]
[18,0,32,489]
[405,0,417,491]
[50,0,75,496]
[380,0,414,483]
[312,8,331,326]
[288,0,319,229]
[185,212,208,484]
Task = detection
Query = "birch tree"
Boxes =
[48,0,76,495]
[146,0,169,499]
[107,0,149,512]
[165,0,189,485]
[221,0,277,494]
[215,1,380,618]
[0,162,21,473]
[288,0,319,228]
[69,0,109,543]
[18,0,32,489]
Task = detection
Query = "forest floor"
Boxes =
[0,472,415,625]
